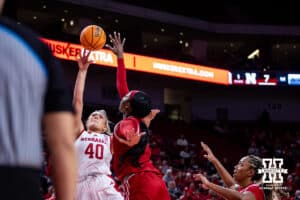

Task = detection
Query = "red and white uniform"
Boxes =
[112,117,161,181]
[75,130,123,200]
[239,183,264,200]
[113,58,170,200]
[113,117,170,200]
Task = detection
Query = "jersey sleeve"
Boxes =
[244,185,264,200]
[117,58,129,98]
[115,117,140,140]
[44,57,73,113]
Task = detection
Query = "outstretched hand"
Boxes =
[193,173,211,190]
[114,128,145,147]
[201,141,217,162]
[77,49,93,71]
[105,32,126,58]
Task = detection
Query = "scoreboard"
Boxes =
[287,74,300,85]
[229,71,300,86]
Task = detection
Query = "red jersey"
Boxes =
[116,58,129,98]
[112,117,161,181]
[114,57,170,200]
[238,183,264,200]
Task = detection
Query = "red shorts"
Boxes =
[121,171,170,200]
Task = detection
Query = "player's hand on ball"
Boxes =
[77,49,93,71]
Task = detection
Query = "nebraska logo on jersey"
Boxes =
[80,137,108,144]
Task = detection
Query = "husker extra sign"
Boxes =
[42,38,230,85]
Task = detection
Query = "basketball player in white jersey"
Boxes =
[73,49,123,200]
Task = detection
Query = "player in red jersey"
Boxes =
[73,49,123,200]
[106,32,171,200]
[194,142,265,200]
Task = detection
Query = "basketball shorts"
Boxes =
[77,173,124,200]
[120,171,171,200]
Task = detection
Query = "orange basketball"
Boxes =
[80,25,106,51]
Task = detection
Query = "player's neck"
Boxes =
[239,179,253,188]
[140,117,150,128]
[87,127,103,134]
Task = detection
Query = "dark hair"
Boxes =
[246,155,272,199]
[120,91,152,119]
[129,91,152,118]
[246,155,263,181]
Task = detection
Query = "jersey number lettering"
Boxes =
[84,143,104,159]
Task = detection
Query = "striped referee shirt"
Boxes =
[0,17,73,169]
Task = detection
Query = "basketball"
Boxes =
[80,25,106,51]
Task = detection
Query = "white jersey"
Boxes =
[75,130,112,178]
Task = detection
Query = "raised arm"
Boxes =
[201,142,236,187]
[194,173,256,200]
[117,57,129,98]
[106,32,128,98]
[73,49,92,137]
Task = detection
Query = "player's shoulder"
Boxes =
[98,132,112,142]
[247,183,262,190]
[76,129,88,139]
[243,184,264,199]
[102,132,113,137]
[114,116,140,138]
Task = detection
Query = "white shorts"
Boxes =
[77,174,124,200]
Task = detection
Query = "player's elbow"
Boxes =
[72,98,83,108]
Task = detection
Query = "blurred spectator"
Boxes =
[163,168,175,184]
[151,141,161,161]
[295,161,300,177]
[160,160,170,175]
[294,190,300,200]
[167,180,182,200]
[176,134,189,147]
[286,175,298,194]
[179,187,189,200]
[180,146,191,167]
[44,186,56,200]
[248,141,260,156]
[190,158,200,170]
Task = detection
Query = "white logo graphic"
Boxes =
[258,158,288,183]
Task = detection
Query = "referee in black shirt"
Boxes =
[0,0,77,199]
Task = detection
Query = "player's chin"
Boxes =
[233,173,237,179]
[233,174,241,183]
[89,123,99,130]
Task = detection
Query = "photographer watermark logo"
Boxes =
[258,158,288,184]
